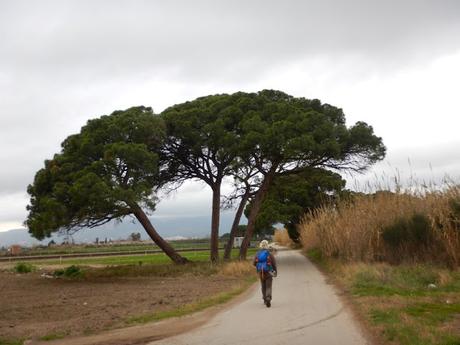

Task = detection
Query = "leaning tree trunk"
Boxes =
[210,183,221,263]
[131,203,189,264]
[239,170,276,260]
[223,192,250,260]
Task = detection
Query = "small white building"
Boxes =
[233,237,244,248]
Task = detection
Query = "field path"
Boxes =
[148,249,370,345]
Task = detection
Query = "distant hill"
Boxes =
[0,212,240,247]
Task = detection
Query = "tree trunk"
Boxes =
[223,192,250,260]
[210,183,221,262]
[131,203,189,264]
[239,170,276,259]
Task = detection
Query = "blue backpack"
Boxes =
[255,249,272,273]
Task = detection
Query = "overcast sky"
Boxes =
[1,0,459,232]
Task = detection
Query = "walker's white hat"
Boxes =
[259,240,269,249]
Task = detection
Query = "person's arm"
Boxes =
[253,251,258,266]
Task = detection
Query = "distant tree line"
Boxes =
[25,90,385,264]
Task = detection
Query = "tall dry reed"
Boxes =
[273,228,293,247]
[299,185,460,267]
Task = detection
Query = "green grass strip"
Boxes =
[405,302,460,324]
[28,249,257,267]
[0,338,25,345]
[39,332,68,341]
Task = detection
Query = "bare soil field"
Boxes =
[0,268,248,343]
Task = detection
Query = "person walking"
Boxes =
[253,240,277,308]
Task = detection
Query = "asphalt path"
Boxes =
[149,249,370,345]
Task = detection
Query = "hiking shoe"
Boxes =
[266,300,271,308]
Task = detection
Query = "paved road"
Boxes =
[149,250,369,345]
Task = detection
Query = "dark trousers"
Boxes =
[260,273,273,301]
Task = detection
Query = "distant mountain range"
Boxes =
[0,212,240,247]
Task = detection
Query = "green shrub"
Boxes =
[382,213,431,248]
[14,262,35,274]
[411,214,431,243]
[382,219,410,247]
[39,332,67,341]
[54,265,83,278]
[449,198,460,217]
[448,197,460,230]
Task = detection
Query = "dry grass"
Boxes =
[300,184,460,267]
[219,261,254,276]
[273,228,293,247]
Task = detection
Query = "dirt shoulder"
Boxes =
[0,265,255,345]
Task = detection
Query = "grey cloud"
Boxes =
[1,0,459,85]
[0,192,28,222]
[0,141,55,195]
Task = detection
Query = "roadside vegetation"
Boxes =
[88,259,255,280]
[307,252,460,345]
[49,257,257,280]
[13,262,36,274]
[300,182,460,345]
[0,339,24,345]
[300,184,459,267]
[273,228,293,247]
